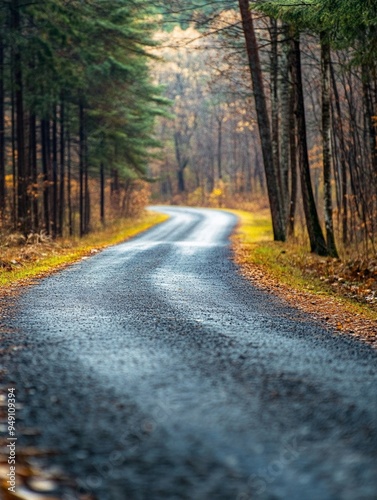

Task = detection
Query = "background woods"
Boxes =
[1,0,377,264]
[151,0,377,261]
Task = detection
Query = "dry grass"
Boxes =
[0,211,168,290]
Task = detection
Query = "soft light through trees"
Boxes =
[150,23,265,205]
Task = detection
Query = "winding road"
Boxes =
[2,207,377,500]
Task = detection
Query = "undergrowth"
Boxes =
[0,211,168,288]
[229,209,377,321]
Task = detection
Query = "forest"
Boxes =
[0,0,165,239]
[0,0,377,261]
[150,0,377,261]
[0,3,377,497]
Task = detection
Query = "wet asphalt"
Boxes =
[1,206,377,500]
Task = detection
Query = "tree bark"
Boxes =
[29,112,38,231]
[292,35,328,256]
[238,0,286,241]
[52,108,58,238]
[320,33,338,257]
[84,135,90,233]
[79,102,85,237]
[174,131,188,193]
[288,89,297,236]
[361,65,377,181]
[11,0,29,234]
[280,24,292,226]
[217,117,223,180]
[330,61,348,245]
[59,99,65,236]
[41,119,51,234]
[67,121,72,236]
[270,19,282,204]
[11,85,17,229]
[0,35,5,219]
[100,162,105,225]
[177,168,185,193]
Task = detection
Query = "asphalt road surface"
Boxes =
[1,207,377,500]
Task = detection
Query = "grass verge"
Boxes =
[0,211,168,290]
[227,208,377,345]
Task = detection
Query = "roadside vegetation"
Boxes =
[0,210,168,290]
[148,1,377,343]
[231,208,377,344]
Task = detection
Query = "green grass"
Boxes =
[0,211,168,288]
[227,208,377,321]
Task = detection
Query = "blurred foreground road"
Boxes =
[2,207,377,500]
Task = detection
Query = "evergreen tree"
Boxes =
[0,0,164,236]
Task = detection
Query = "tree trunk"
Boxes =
[177,168,185,193]
[362,65,377,181]
[41,119,51,234]
[330,62,348,245]
[174,131,188,194]
[217,117,223,180]
[320,33,338,257]
[59,99,65,236]
[67,121,72,236]
[270,18,283,205]
[79,102,85,237]
[280,24,292,226]
[83,108,90,232]
[52,108,58,238]
[11,0,29,234]
[0,35,5,219]
[100,162,105,225]
[292,35,328,256]
[288,93,297,236]
[29,112,39,231]
[11,85,17,229]
[238,0,285,241]
[84,148,90,233]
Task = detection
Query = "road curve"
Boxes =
[1,206,377,500]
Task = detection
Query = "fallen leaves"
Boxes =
[0,436,95,500]
[232,238,377,347]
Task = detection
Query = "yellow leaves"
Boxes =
[212,188,223,197]
[187,187,206,206]
[152,25,204,56]
[236,120,254,132]
[208,180,226,208]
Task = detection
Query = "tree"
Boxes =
[238,0,286,242]
[292,33,328,255]
[0,0,164,236]
[320,32,338,257]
